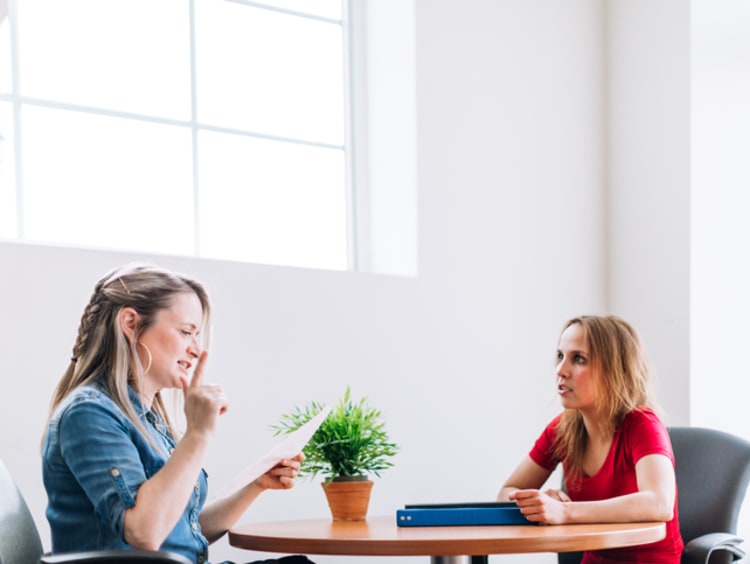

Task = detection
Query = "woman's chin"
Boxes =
[559,396,577,409]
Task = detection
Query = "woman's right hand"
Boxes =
[182,350,228,439]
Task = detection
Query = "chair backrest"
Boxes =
[669,426,750,544]
[1,459,192,564]
[0,457,44,564]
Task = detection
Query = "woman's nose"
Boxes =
[187,337,201,358]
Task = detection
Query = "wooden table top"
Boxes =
[228,515,667,556]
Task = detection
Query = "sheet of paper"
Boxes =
[215,405,331,499]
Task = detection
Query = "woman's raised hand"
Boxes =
[182,350,228,438]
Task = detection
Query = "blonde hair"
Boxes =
[552,315,659,486]
[45,263,211,448]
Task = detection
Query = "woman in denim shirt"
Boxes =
[42,264,313,564]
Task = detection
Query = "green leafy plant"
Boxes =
[272,387,399,482]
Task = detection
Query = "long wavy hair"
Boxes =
[45,263,211,448]
[552,315,659,486]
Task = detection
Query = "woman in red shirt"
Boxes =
[497,315,684,563]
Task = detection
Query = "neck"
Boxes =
[580,409,611,442]
[138,380,156,411]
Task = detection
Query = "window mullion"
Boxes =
[189,0,201,256]
[9,0,24,238]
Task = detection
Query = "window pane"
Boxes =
[198,130,348,270]
[17,0,191,120]
[195,0,345,145]
[0,101,16,238]
[252,0,342,20]
[0,8,10,94]
[22,105,194,254]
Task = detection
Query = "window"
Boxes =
[0,0,417,275]
[0,0,350,270]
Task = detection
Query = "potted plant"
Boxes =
[272,387,399,521]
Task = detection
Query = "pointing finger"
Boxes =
[190,350,209,388]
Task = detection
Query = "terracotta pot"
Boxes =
[321,478,374,521]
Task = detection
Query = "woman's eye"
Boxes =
[574,354,586,364]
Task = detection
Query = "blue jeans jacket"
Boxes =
[42,383,209,564]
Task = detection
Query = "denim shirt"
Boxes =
[42,383,209,564]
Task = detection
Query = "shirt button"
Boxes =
[197,555,205,563]
[110,468,120,477]
[194,481,200,490]
[191,522,198,531]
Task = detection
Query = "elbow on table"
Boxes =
[647,497,674,522]
[655,506,674,522]
[497,487,517,502]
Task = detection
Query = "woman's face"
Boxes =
[138,291,203,400]
[556,323,598,413]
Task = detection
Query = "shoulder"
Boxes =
[547,413,564,430]
[535,414,564,447]
[52,384,130,429]
[620,407,673,460]
[529,413,565,469]
[621,407,665,432]
[538,413,564,442]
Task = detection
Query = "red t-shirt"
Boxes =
[529,408,684,563]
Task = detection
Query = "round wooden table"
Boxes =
[229,515,666,563]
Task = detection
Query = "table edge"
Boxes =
[228,517,667,556]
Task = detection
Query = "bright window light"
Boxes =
[0,0,351,271]
[198,130,347,269]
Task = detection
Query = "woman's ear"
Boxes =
[119,307,139,341]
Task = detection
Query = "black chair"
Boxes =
[0,457,191,564]
[558,426,750,564]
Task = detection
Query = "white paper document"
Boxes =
[215,405,331,499]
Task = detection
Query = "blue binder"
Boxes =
[396,501,531,527]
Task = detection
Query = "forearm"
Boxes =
[200,481,265,542]
[124,431,210,549]
[563,490,673,524]
[498,456,552,502]
[497,486,519,501]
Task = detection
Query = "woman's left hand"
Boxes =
[509,488,571,524]
[255,453,304,491]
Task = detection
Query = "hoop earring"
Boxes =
[137,342,152,374]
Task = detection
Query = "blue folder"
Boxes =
[396,501,531,527]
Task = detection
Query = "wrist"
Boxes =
[249,478,268,494]
[562,501,575,523]
[181,427,213,449]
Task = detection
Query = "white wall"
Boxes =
[5,0,744,563]
[607,0,750,553]
[690,0,750,441]
[606,0,691,425]
[690,0,750,553]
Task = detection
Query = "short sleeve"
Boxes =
[529,415,562,471]
[57,398,149,538]
[624,408,674,466]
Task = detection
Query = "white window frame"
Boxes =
[0,0,417,276]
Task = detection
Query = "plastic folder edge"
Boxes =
[396,506,530,527]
